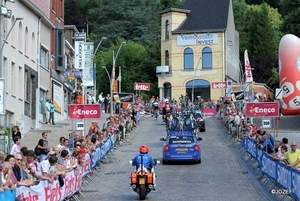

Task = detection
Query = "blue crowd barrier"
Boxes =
[0,190,16,201]
[243,139,300,200]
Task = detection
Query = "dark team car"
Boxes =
[193,110,206,132]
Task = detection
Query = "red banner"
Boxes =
[202,108,217,116]
[69,104,101,119]
[134,82,150,91]
[245,102,279,117]
[212,82,227,89]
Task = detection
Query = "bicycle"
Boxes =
[155,110,159,121]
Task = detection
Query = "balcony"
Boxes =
[156,65,172,77]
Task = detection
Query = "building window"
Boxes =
[19,66,23,98]
[31,33,36,59]
[11,62,15,95]
[165,20,170,40]
[184,48,194,70]
[202,47,212,69]
[40,46,49,70]
[24,27,28,55]
[18,22,22,52]
[165,50,169,66]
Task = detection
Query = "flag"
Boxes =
[244,50,253,83]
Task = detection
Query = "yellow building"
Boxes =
[157,0,240,102]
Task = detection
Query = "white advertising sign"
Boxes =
[74,32,86,69]
[156,66,169,73]
[82,42,94,87]
[177,33,218,46]
[76,121,85,130]
[53,82,63,114]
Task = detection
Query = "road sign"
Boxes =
[275,88,282,100]
[262,118,272,129]
[75,121,85,130]
[134,83,150,91]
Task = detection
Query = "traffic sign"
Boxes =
[76,121,85,130]
[262,118,272,129]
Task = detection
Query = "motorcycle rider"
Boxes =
[132,145,156,189]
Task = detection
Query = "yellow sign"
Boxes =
[68,76,75,81]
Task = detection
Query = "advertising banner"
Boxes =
[82,42,94,87]
[134,83,150,91]
[202,108,216,116]
[245,102,279,117]
[177,33,218,46]
[113,93,134,102]
[53,81,63,113]
[74,32,86,70]
[69,104,101,119]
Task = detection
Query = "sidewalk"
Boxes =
[21,112,110,150]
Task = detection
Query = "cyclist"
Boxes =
[152,100,159,118]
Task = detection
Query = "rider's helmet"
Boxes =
[165,100,169,104]
[139,145,149,154]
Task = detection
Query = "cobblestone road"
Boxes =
[81,116,267,201]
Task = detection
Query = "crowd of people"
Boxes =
[218,94,300,172]
[0,101,145,199]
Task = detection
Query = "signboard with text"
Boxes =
[134,83,150,91]
[113,93,134,102]
[177,33,218,46]
[212,82,227,89]
[245,102,279,117]
[69,104,101,119]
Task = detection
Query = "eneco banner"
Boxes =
[69,104,101,119]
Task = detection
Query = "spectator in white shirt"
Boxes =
[10,136,22,155]
[56,137,65,151]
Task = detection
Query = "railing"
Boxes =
[242,139,299,200]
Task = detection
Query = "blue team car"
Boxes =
[160,117,202,164]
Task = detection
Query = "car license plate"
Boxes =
[139,177,145,184]
[176,148,188,152]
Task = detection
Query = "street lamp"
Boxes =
[102,66,111,114]
[93,37,107,97]
[110,41,126,115]
[191,57,202,104]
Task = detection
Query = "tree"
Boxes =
[280,0,300,37]
[89,0,161,46]
[95,39,158,96]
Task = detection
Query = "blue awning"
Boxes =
[186,79,210,88]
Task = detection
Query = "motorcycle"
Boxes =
[129,159,160,200]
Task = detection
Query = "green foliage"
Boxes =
[280,1,300,37]
[95,39,158,97]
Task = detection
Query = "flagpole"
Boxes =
[119,66,121,93]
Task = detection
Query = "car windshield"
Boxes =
[194,112,203,119]
[169,136,194,144]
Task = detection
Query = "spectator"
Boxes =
[86,92,93,104]
[283,142,300,168]
[257,126,266,136]
[0,151,5,166]
[273,144,288,162]
[5,154,33,187]
[20,147,28,158]
[56,137,65,151]
[49,100,55,125]
[12,126,21,140]
[40,155,65,183]
[26,150,42,180]
[10,136,22,155]
[45,99,51,124]
[98,92,104,110]
[68,132,75,153]
[14,153,33,183]
[1,161,16,190]
[36,132,50,162]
